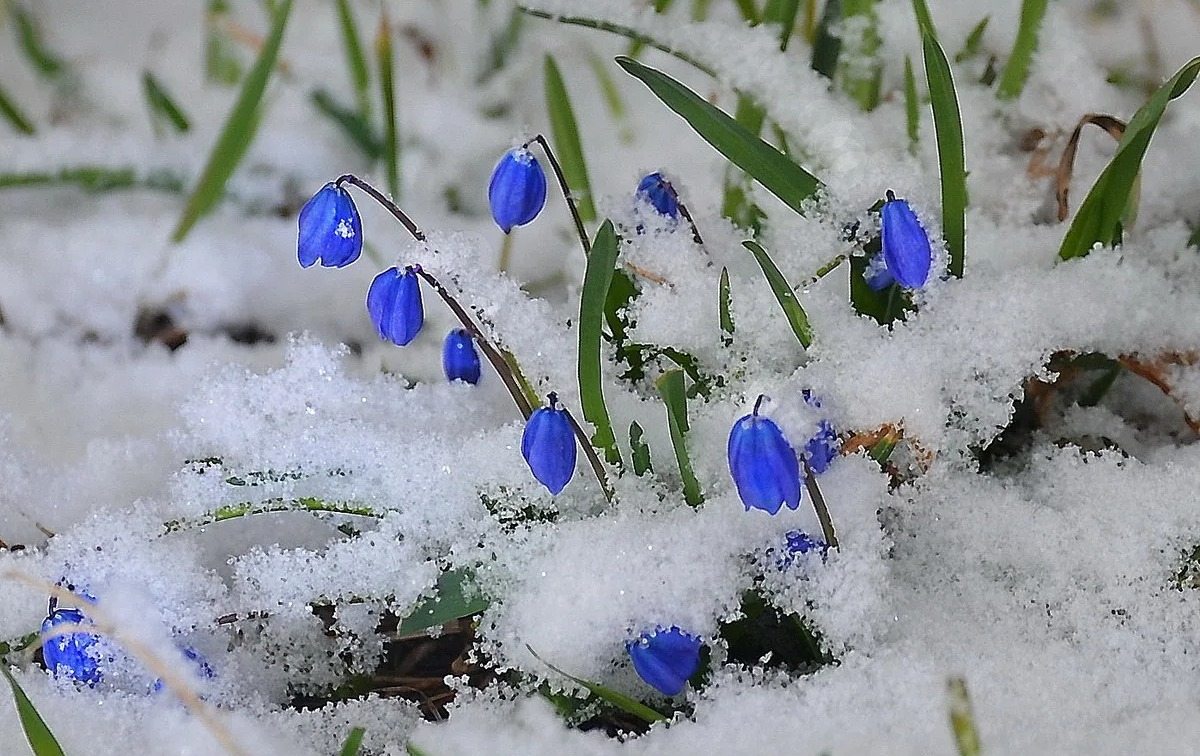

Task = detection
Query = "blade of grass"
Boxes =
[0,665,66,756]
[657,369,703,507]
[734,0,761,24]
[743,240,812,347]
[1059,56,1200,259]
[918,22,967,278]
[810,0,841,79]
[334,0,371,119]
[309,89,383,159]
[520,8,714,76]
[627,0,676,58]
[339,727,366,756]
[578,220,622,466]
[0,166,185,193]
[11,6,66,79]
[617,56,821,216]
[171,0,293,243]
[903,55,919,152]
[630,422,653,476]
[719,265,735,336]
[0,81,35,134]
[947,677,982,756]
[911,0,936,36]
[205,0,244,85]
[586,52,632,142]
[544,55,596,223]
[377,12,400,201]
[142,71,192,134]
[526,645,667,723]
[955,16,990,63]
[996,0,1047,100]
[396,569,489,636]
[762,0,801,51]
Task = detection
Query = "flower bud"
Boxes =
[627,626,702,696]
[41,606,105,686]
[488,147,547,233]
[727,396,802,515]
[367,266,424,346]
[297,182,363,268]
[443,329,482,384]
[880,189,933,289]
[521,393,576,494]
[636,172,679,218]
[801,390,840,475]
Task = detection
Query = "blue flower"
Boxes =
[367,266,424,346]
[636,172,679,218]
[488,147,547,233]
[297,182,363,268]
[152,646,215,694]
[880,190,932,289]
[864,252,896,291]
[774,529,831,570]
[728,396,802,515]
[443,329,481,384]
[627,626,702,696]
[801,390,840,475]
[41,607,105,685]
[521,393,576,494]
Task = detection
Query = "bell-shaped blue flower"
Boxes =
[488,147,547,233]
[728,396,802,515]
[627,626,702,696]
[801,390,840,475]
[367,266,424,346]
[443,329,481,384]
[636,172,679,218]
[297,182,363,268]
[880,190,932,289]
[521,393,576,494]
[41,607,104,685]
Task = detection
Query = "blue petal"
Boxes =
[297,183,363,268]
[366,267,424,346]
[804,420,840,475]
[627,626,702,696]
[636,172,679,218]
[881,193,932,289]
[864,252,896,291]
[488,148,547,233]
[443,329,482,384]
[153,647,215,693]
[775,529,831,570]
[728,413,802,515]
[521,405,576,494]
[41,608,104,685]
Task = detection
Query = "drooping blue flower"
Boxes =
[367,266,424,346]
[297,182,363,268]
[627,626,702,696]
[488,147,547,233]
[880,189,932,289]
[443,329,482,384]
[41,607,105,685]
[636,172,679,218]
[728,396,802,515]
[521,393,576,494]
[774,528,831,570]
[801,390,841,475]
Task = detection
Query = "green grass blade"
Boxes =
[0,166,184,194]
[617,56,821,216]
[0,665,66,756]
[171,0,292,243]
[996,0,1048,100]
[734,0,761,24]
[406,745,432,756]
[339,726,366,756]
[629,422,653,476]
[310,89,383,160]
[0,81,35,135]
[205,0,243,85]
[920,26,967,278]
[1059,56,1200,260]
[544,55,596,223]
[526,645,667,723]
[955,16,990,63]
[719,266,735,335]
[838,0,882,111]
[903,55,919,152]
[809,0,841,78]
[578,220,622,466]
[911,0,936,37]
[522,8,714,75]
[142,71,191,134]
[626,0,675,58]
[762,0,801,51]
[334,0,371,119]
[947,677,982,756]
[377,14,400,201]
[396,569,489,636]
[11,6,66,79]
[742,240,812,348]
[656,369,703,507]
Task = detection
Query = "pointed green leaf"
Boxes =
[903,56,919,152]
[142,71,191,134]
[0,81,35,135]
[396,569,489,636]
[544,55,596,223]
[996,0,1048,100]
[719,266,735,335]
[955,16,990,63]
[339,727,366,756]
[526,645,667,724]
[578,221,622,466]
[0,665,66,756]
[762,0,801,51]
[376,15,400,202]
[629,422,653,476]
[334,0,371,119]
[919,25,967,278]
[657,369,703,507]
[810,0,842,78]
[11,6,66,80]
[742,240,812,347]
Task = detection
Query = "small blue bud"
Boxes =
[488,147,547,233]
[152,647,215,693]
[443,329,482,384]
[880,190,932,289]
[41,607,104,685]
[801,390,840,475]
[775,529,830,570]
[297,182,363,268]
[521,393,576,494]
[728,396,802,515]
[636,172,679,218]
[367,266,424,346]
[626,626,702,696]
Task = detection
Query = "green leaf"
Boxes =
[0,81,35,135]
[919,25,967,278]
[947,678,982,756]
[762,0,801,51]
[578,220,622,466]
[377,14,400,202]
[0,166,184,194]
[1059,56,1200,260]
[205,0,244,85]
[626,0,676,59]
[910,0,936,37]
[339,727,366,756]
[544,55,596,223]
[742,240,812,348]
[0,665,66,756]
[309,89,384,160]
[11,6,66,79]
[718,266,735,336]
[171,0,293,242]
[656,370,703,507]
[396,569,489,636]
[996,0,1047,100]
[849,253,912,325]
[521,9,713,76]
[526,645,667,724]
[629,422,652,476]
[903,56,919,152]
[334,0,372,120]
[837,0,882,111]
[955,16,990,63]
[142,71,192,134]
[616,56,821,216]
[809,0,841,79]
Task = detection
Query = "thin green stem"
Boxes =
[525,133,590,258]
[335,173,425,241]
[803,460,838,549]
[559,402,615,503]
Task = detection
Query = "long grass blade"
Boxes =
[719,265,735,336]
[334,0,371,119]
[919,25,967,278]
[171,0,293,243]
[947,677,982,756]
[11,6,66,80]
[0,665,66,756]
[544,55,596,223]
[377,12,400,201]
[0,166,184,193]
[903,55,919,152]
[626,0,676,59]
[742,240,812,347]
[809,0,841,78]
[526,645,667,723]
[521,8,714,76]
[309,89,383,159]
[657,369,703,507]
[762,0,801,51]
[338,727,366,756]
[1059,56,1200,260]
[578,220,622,466]
[0,81,35,135]
[996,0,1048,100]
[629,422,653,476]
[205,0,244,85]
[617,56,821,216]
[142,71,192,134]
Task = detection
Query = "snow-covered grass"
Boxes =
[1,0,1200,754]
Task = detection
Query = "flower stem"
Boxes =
[335,173,425,242]
[559,401,615,502]
[525,133,590,258]
[803,459,839,549]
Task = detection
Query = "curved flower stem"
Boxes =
[560,402,615,502]
[335,173,426,242]
[676,201,705,246]
[524,133,590,258]
[802,460,838,549]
